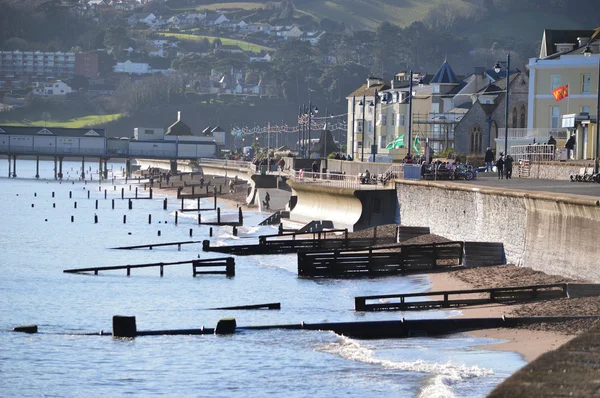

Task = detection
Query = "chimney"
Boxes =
[177,111,181,121]
[578,37,590,48]
[367,76,384,88]
[474,66,485,76]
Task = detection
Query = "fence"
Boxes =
[198,158,255,171]
[512,144,556,162]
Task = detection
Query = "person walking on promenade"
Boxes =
[485,147,494,172]
[263,191,271,210]
[505,154,514,179]
[496,153,505,179]
[565,134,576,160]
[547,135,557,160]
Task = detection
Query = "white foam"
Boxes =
[318,335,493,396]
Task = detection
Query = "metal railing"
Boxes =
[512,144,556,162]
[498,128,568,140]
[289,169,393,190]
[197,158,255,170]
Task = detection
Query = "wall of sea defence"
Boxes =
[397,180,600,282]
[517,161,594,180]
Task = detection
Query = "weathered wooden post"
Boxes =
[87,190,90,199]
[278,223,283,235]
[74,202,77,209]
[104,190,107,199]
[121,188,124,199]
[13,325,38,334]
[175,211,178,225]
[123,215,126,224]
[95,200,98,210]
[209,227,213,237]
[112,199,115,209]
[69,191,72,199]
[238,207,243,226]
[135,187,138,199]
[112,316,136,338]
[198,213,201,225]
[215,318,237,335]
[189,228,193,237]
[149,188,153,199]
[232,226,238,236]
[217,207,221,224]
[94,214,98,224]
[148,214,152,224]
[225,258,235,277]
[128,199,132,210]
[157,230,161,236]
[71,216,74,223]
[52,192,55,198]
[163,198,167,210]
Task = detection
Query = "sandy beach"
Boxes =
[426,265,600,362]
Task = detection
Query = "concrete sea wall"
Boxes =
[518,161,594,180]
[397,180,600,282]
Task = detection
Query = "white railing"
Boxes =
[497,128,568,140]
[511,144,556,162]
[198,158,255,170]
[289,169,392,190]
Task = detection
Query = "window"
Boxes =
[432,85,440,94]
[379,114,386,125]
[519,105,526,128]
[582,74,591,94]
[470,125,482,153]
[367,120,372,133]
[380,135,387,149]
[355,120,363,133]
[582,106,591,114]
[551,74,561,90]
[511,107,518,128]
[398,114,406,126]
[551,106,561,129]
[391,112,395,126]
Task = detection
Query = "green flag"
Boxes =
[386,135,404,150]
[413,136,421,155]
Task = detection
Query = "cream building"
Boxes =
[527,29,599,160]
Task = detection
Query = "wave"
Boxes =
[317,334,493,397]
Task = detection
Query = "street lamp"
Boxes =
[305,102,318,158]
[494,54,511,155]
[351,95,356,160]
[407,71,414,157]
[583,45,600,174]
[359,95,366,161]
[370,89,378,162]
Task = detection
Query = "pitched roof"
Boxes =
[0,125,105,137]
[211,126,225,133]
[347,83,391,98]
[540,29,596,58]
[166,119,192,136]
[430,60,458,84]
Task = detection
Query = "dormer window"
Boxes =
[432,85,440,94]
[555,43,574,53]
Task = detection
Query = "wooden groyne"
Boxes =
[201,226,429,256]
[63,257,235,277]
[298,241,465,277]
[355,283,568,311]
[298,241,506,278]
[111,240,203,250]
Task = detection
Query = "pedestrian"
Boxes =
[263,191,270,210]
[547,135,557,160]
[496,153,505,179]
[362,169,371,184]
[505,154,514,179]
[229,179,235,193]
[565,134,576,160]
[312,161,319,173]
[485,147,494,172]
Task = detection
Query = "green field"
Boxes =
[0,113,122,128]
[158,32,273,53]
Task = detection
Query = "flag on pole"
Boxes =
[386,135,404,150]
[413,136,421,155]
[552,84,568,102]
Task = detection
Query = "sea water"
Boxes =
[0,159,525,397]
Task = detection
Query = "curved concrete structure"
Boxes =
[288,182,363,230]
[287,181,397,231]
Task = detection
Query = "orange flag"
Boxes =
[552,84,568,102]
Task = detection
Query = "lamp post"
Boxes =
[494,54,511,155]
[305,101,318,159]
[351,96,356,160]
[583,45,600,174]
[359,95,366,161]
[370,89,378,162]
[407,71,413,157]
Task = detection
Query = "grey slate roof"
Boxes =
[540,29,595,58]
[0,125,106,137]
[166,120,192,136]
[430,60,459,84]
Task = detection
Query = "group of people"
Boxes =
[485,147,514,179]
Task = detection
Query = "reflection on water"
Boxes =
[0,159,525,397]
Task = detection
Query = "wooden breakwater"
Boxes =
[355,283,568,311]
[63,257,235,277]
[298,241,465,277]
[201,226,430,256]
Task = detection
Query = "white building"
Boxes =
[113,60,151,74]
[32,80,74,96]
